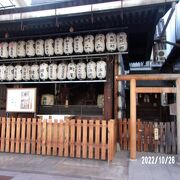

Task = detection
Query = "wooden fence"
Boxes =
[119,119,177,154]
[0,117,117,162]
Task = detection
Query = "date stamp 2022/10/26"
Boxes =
[141,156,176,165]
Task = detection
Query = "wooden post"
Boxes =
[130,79,136,160]
[176,78,180,158]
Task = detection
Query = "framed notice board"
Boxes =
[6,88,37,113]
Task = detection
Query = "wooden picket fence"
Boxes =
[0,117,117,162]
[119,119,177,154]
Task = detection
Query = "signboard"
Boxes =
[6,88,37,113]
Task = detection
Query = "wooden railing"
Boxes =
[0,117,117,162]
[119,119,177,154]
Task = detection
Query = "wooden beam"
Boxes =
[176,78,180,157]
[130,79,136,160]
[136,87,176,93]
[116,74,180,81]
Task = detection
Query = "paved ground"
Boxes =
[0,151,179,180]
[128,152,180,180]
[0,151,128,180]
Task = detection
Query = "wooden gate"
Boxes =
[0,117,117,162]
[119,119,177,154]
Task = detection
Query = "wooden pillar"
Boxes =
[104,58,113,120]
[130,79,136,159]
[176,78,180,157]
[114,55,118,120]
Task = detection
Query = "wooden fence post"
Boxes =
[70,119,75,158]
[82,120,87,159]
[101,120,107,160]
[1,117,6,152]
[5,118,10,152]
[42,120,47,155]
[10,118,15,153]
[108,119,115,162]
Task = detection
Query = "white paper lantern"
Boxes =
[67,62,76,80]
[9,41,17,58]
[54,38,63,55]
[14,65,22,81]
[97,94,104,108]
[6,65,14,81]
[35,39,44,56]
[64,37,73,55]
[96,60,106,79]
[17,41,26,57]
[26,40,35,57]
[45,39,54,56]
[95,34,105,53]
[39,63,49,80]
[87,61,96,79]
[57,63,67,80]
[41,94,54,105]
[117,32,128,52]
[106,33,117,51]
[84,35,94,53]
[74,36,83,54]
[31,64,39,80]
[22,64,31,81]
[0,65,6,81]
[48,63,57,80]
[0,42,8,58]
[77,62,86,80]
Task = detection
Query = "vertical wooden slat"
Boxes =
[42,120,47,155]
[76,119,81,158]
[123,119,127,150]
[58,120,64,157]
[64,119,69,157]
[31,118,37,154]
[171,121,176,154]
[82,120,87,159]
[95,120,100,159]
[119,119,122,148]
[144,122,148,152]
[20,118,26,153]
[137,119,141,152]
[154,122,159,153]
[5,118,11,152]
[70,119,75,158]
[10,118,15,153]
[26,118,31,154]
[165,122,171,154]
[37,119,42,155]
[108,120,114,162]
[53,119,58,156]
[149,122,153,152]
[88,120,94,159]
[15,118,21,153]
[160,122,164,153]
[101,120,107,160]
[1,117,6,152]
[47,119,52,155]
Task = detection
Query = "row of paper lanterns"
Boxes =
[0,32,127,58]
[0,60,106,81]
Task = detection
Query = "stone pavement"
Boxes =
[128,152,180,180]
[0,151,180,180]
[0,151,128,180]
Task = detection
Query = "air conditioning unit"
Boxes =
[157,49,167,63]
